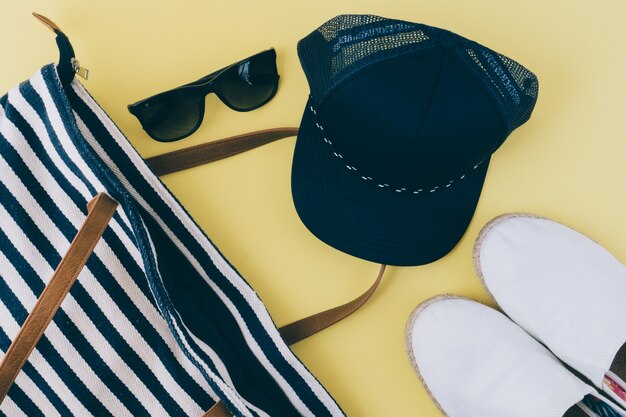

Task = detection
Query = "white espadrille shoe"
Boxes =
[474,214,626,410]
[405,296,625,417]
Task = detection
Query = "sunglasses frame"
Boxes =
[128,48,279,142]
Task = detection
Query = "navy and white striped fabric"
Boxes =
[0,64,344,417]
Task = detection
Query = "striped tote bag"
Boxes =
[0,61,350,416]
[0,15,389,417]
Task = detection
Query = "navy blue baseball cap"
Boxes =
[291,15,538,266]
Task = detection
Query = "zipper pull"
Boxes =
[71,58,89,80]
[33,13,89,82]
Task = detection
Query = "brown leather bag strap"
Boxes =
[202,264,387,417]
[147,130,387,417]
[147,129,387,346]
[202,400,233,417]
[0,193,118,404]
[279,264,386,345]
[145,127,298,176]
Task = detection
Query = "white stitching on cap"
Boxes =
[308,104,484,194]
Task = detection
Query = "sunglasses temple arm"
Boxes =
[144,127,298,176]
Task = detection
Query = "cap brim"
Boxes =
[291,98,490,266]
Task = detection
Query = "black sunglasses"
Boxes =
[128,48,279,142]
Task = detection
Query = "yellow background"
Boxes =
[1,1,625,416]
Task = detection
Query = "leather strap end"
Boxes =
[87,192,117,213]
[202,400,232,417]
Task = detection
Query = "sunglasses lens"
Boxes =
[216,52,278,110]
[136,90,203,142]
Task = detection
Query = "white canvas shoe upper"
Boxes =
[406,296,594,417]
[475,214,626,388]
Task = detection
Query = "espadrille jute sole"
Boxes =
[404,294,471,417]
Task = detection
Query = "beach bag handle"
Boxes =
[148,129,387,416]
[144,126,388,345]
[0,14,387,416]
[0,194,118,405]
[144,126,388,346]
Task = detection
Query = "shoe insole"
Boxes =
[610,343,626,383]
[607,343,626,407]
[564,405,592,417]
[564,394,624,417]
